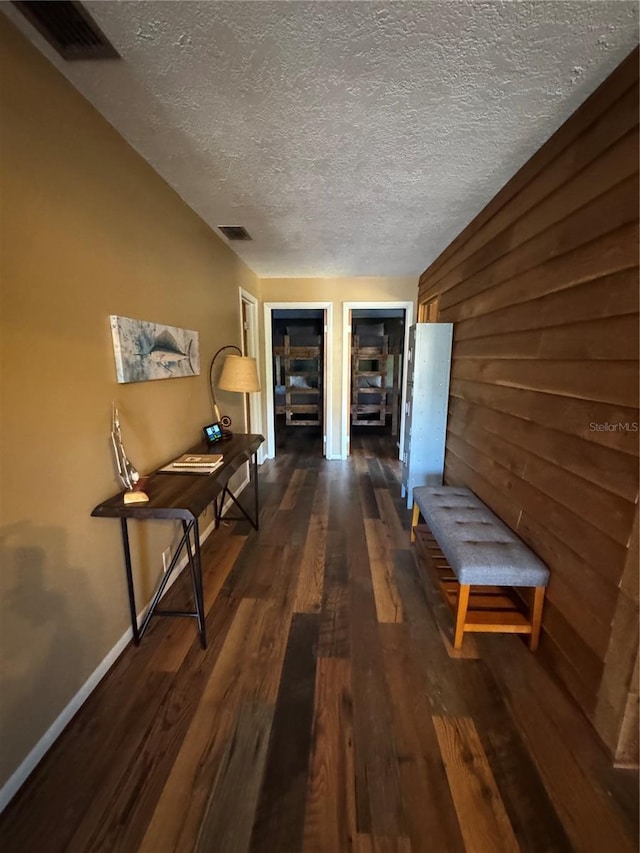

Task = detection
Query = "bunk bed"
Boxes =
[350,329,401,435]
[273,332,322,426]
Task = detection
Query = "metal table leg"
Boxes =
[253,451,260,531]
[119,519,206,648]
[183,518,207,648]
[120,518,140,645]
[215,452,260,530]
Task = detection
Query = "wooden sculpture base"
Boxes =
[123,477,150,504]
[123,491,149,504]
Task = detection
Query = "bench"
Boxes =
[410,486,549,650]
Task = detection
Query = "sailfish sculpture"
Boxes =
[111,404,149,503]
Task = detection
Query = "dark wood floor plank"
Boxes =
[366,456,388,490]
[393,548,475,715]
[488,634,638,824]
[259,466,318,573]
[317,475,352,658]
[303,657,357,852]
[150,542,302,852]
[199,523,248,594]
[374,489,411,551]
[352,447,370,475]
[238,542,304,709]
[244,538,299,600]
[67,664,211,853]
[433,715,520,853]
[293,472,328,614]
[348,474,407,839]
[379,623,466,853]
[364,518,403,623]
[458,660,573,852]
[481,635,638,851]
[195,701,274,853]
[249,613,320,853]
[214,523,273,606]
[358,463,381,519]
[137,594,281,853]
[279,467,307,510]
[389,484,413,531]
[318,526,351,658]
[353,834,412,852]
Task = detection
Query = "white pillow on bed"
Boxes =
[289,375,311,388]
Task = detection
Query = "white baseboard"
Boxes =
[0,475,249,813]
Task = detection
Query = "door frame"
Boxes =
[341,301,414,460]
[263,301,334,459]
[239,288,265,463]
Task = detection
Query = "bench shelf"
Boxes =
[410,488,548,651]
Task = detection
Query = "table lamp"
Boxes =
[209,345,260,437]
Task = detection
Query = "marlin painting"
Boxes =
[139,331,196,375]
[110,315,200,383]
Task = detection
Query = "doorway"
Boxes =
[239,289,262,442]
[264,302,333,459]
[341,301,413,459]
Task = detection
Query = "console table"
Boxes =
[91,433,264,649]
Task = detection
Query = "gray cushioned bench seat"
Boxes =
[412,487,549,588]
[410,486,549,650]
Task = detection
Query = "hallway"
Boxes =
[1,439,637,852]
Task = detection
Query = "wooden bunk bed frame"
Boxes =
[273,334,322,426]
[350,333,401,435]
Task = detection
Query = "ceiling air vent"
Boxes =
[219,226,252,241]
[12,1,120,60]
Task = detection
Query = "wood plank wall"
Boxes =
[417,48,639,764]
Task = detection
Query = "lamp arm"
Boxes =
[209,344,242,421]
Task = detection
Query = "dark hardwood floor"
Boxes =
[1,433,637,852]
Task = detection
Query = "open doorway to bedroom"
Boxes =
[239,288,262,452]
[264,302,333,460]
[272,309,325,453]
[342,301,413,460]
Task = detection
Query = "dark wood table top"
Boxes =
[91,433,264,521]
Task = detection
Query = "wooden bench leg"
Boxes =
[410,503,420,543]
[454,584,470,649]
[529,586,546,651]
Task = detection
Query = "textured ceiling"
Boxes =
[4,1,638,277]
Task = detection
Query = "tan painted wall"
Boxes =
[0,17,259,791]
[260,277,417,457]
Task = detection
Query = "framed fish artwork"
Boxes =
[109,315,200,383]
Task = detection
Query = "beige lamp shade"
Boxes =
[218,355,260,393]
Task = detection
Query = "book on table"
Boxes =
[158,453,223,474]
[172,454,223,467]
